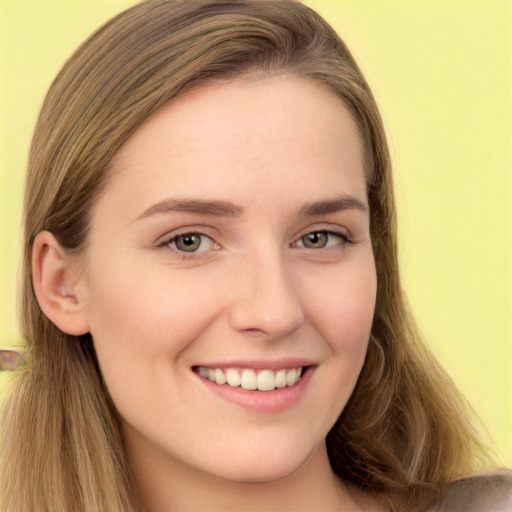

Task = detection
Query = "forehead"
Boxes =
[99,76,367,217]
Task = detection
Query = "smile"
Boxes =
[196,366,303,391]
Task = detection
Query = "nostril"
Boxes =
[242,327,267,335]
[229,298,305,338]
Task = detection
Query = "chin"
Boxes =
[220,463,302,484]
[205,442,319,484]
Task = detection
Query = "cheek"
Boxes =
[299,255,377,405]
[303,256,377,352]
[81,255,224,382]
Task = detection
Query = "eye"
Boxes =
[164,232,216,253]
[295,230,349,249]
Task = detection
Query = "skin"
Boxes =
[35,76,381,511]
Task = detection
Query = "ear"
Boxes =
[32,231,90,336]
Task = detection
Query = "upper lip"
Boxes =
[192,359,317,371]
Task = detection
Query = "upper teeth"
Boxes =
[197,367,303,392]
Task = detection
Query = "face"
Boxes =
[76,76,376,483]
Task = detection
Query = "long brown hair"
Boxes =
[1,1,487,511]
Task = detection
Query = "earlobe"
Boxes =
[32,231,90,336]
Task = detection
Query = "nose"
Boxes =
[228,251,306,339]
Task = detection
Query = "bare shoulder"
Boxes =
[426,470,512,512]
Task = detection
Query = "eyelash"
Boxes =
[292,230,353,250]
[157,228,354,259]
[157,231,218,259]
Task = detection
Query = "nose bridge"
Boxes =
[228,245,305,337]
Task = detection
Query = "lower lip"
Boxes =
[195,367,314,414]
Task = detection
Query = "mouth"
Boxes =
[192,362,315,413]
[193,366,307,392]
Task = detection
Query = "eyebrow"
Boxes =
[298,195,368,216]
[134,198,244,221]
[134,194,367,222]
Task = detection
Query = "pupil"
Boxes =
[183,235,196,246]
[176,234,200,251]
[305,232,327,248]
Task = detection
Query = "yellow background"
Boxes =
[1,1,510,465]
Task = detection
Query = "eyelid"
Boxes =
[154,223,355,259]
[292,231,351,250]
[156,228,221,258]
[155,225,216,245]
[291,224,353,246]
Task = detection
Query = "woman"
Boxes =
[1,1,510,511]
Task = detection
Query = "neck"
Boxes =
[126,432,375,512]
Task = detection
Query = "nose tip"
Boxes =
[228,261,305,339]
